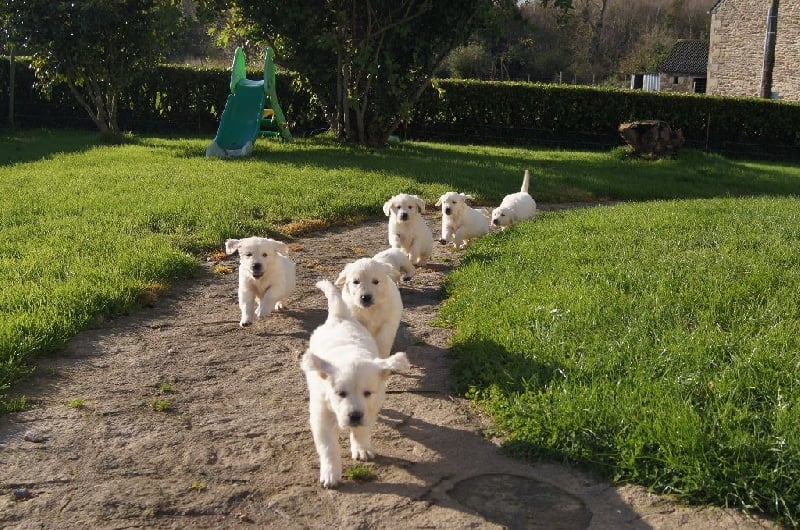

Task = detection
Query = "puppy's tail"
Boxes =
[316,279,352,321]
[520,169,531,193]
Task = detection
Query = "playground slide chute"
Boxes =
[206,47,292,158]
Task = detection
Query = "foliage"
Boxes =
[439,197,800,524]
[8,0,184,135]
[409,79,800,159]
[234,0,516,146]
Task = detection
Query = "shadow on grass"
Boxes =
[0,129,105,166]
[199,138,800,205]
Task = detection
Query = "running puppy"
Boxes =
[225,237,296,327]
[301,280,410,488]
[383,193,433,266]
[373,248,415,283]
[491,170,537,229]
[336,258,403,359]
[436,191,490,249]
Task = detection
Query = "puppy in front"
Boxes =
[225,237,296,327]
[383,193,433,267]
[436,191,490,249]
[373,248,415,283]
[336,258,402,359]
[302,280,410,488]
[491,169,537,229]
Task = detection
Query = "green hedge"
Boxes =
[408,80,800,159]
[0,58,327,136]
[2,59,798,159]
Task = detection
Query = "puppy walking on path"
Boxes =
[373,248,415,283]
[302,280,410,488]
[491,169,537,229]
[225,237,296,327]
[436,191,490,249]
[336,258,403,359]
[383,193,433,267]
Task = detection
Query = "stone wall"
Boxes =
[772,1,800,101]
[658,73,696,93]
[707,0,800,102]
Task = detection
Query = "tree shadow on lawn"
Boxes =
[0,129,104,166]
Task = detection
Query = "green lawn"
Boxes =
[440,197,800,524]
[2,129,800,521]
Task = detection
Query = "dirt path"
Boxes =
[1,210,777,529]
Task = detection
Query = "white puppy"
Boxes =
[491,170,537,229]
[225,237,296,327]
[336,258,402,359]
[382,193,433,266]
[372,247,415,282]
[435,191,490,249]
[302,280,410,488]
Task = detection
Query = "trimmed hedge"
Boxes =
[0,59,327,136]
[2,58,798,159]
[408,80,800,159]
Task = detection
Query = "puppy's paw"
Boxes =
[239,318,252,327]
[319,468,341,489]
[402,275,413,282]
[439,239,447,245]
[255,304,272,319]
[274,300,287,311]
[351,446,375,461]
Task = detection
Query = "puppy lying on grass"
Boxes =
[225,236,296,327]
[491,169,537,229]
[302,280,410,488]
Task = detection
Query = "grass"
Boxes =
[343,464,376,482]
[439,197,800,524]
[2,129,800,521]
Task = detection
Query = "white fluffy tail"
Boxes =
[521,169,531,193]
[316,280,351,320]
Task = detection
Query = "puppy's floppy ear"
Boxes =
[269,240,290,255]
[375,261,396,279]
[382,199,394,217]
[414,196,426,214]
[435,195,443,207]
[463,194,475,202]
[224,239,240,255]
[385,267,402,284]
[376,352,411,380]
[301,350,335,380]
[334,268,347,287]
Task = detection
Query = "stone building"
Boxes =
[707,0,800,101]
[658,40,708,94]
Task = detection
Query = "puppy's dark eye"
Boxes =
[245,252,253,257]
[262,252,268,257]
[364,391,372,398]
[372,279,379,285]
[352,279,360,285]
[337,391,347,398]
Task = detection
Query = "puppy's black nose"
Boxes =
[492,219,500,225]
[439,239,447,245]
[348,411,363,425]
[252,262,263,270]
[360,294,373,306]
[444,208,451,215]
[399,212,409,221]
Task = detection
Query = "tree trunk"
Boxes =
[8,45,15,129]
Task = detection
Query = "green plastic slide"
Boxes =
[206,47,292,158]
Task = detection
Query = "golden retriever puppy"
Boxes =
[491,170,537,229]
[336,258,402,359]
[225,237,296,327]
[301,280,410,488]
[373,247,415,283]
[435,191,490,249]
[382,193,433,266]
